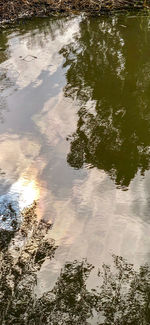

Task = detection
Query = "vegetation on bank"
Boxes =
[0,0,150,22]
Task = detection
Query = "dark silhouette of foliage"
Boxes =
[32,259,95,325]
[61,15,150,188]
[96,255,150,324]
[1,213,150,325]
[0,203,56,325]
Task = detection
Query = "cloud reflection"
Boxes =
[1,14,150,298]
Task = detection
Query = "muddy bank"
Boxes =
[0,0,150,23]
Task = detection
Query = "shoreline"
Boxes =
[0,0,150,25]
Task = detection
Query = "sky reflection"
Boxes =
[1,14,150,295]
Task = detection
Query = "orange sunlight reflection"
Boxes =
[10,170,41,216]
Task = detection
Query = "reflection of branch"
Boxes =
[1,238,150,325]
[1,204,150,324]
[0,202,57,324]
[63,16,150,188]
[22,55,38,62]
[11,202,56,271]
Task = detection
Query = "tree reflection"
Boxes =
[2,231,150,325]
[96,255,150,324]
[0,30,9,65]
[32,256,150,325]
[62,15,150,188]
[1,205,150,325]
[0,202,56,324]
[33,260,95,325]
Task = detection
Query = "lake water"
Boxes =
[1,12,150,305]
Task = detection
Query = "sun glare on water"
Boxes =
[10,175,40,210]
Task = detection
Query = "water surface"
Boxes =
[1,14,150,296]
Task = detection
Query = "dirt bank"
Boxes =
[0,0,150,23]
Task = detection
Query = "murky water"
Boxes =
[1,13,150,314]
